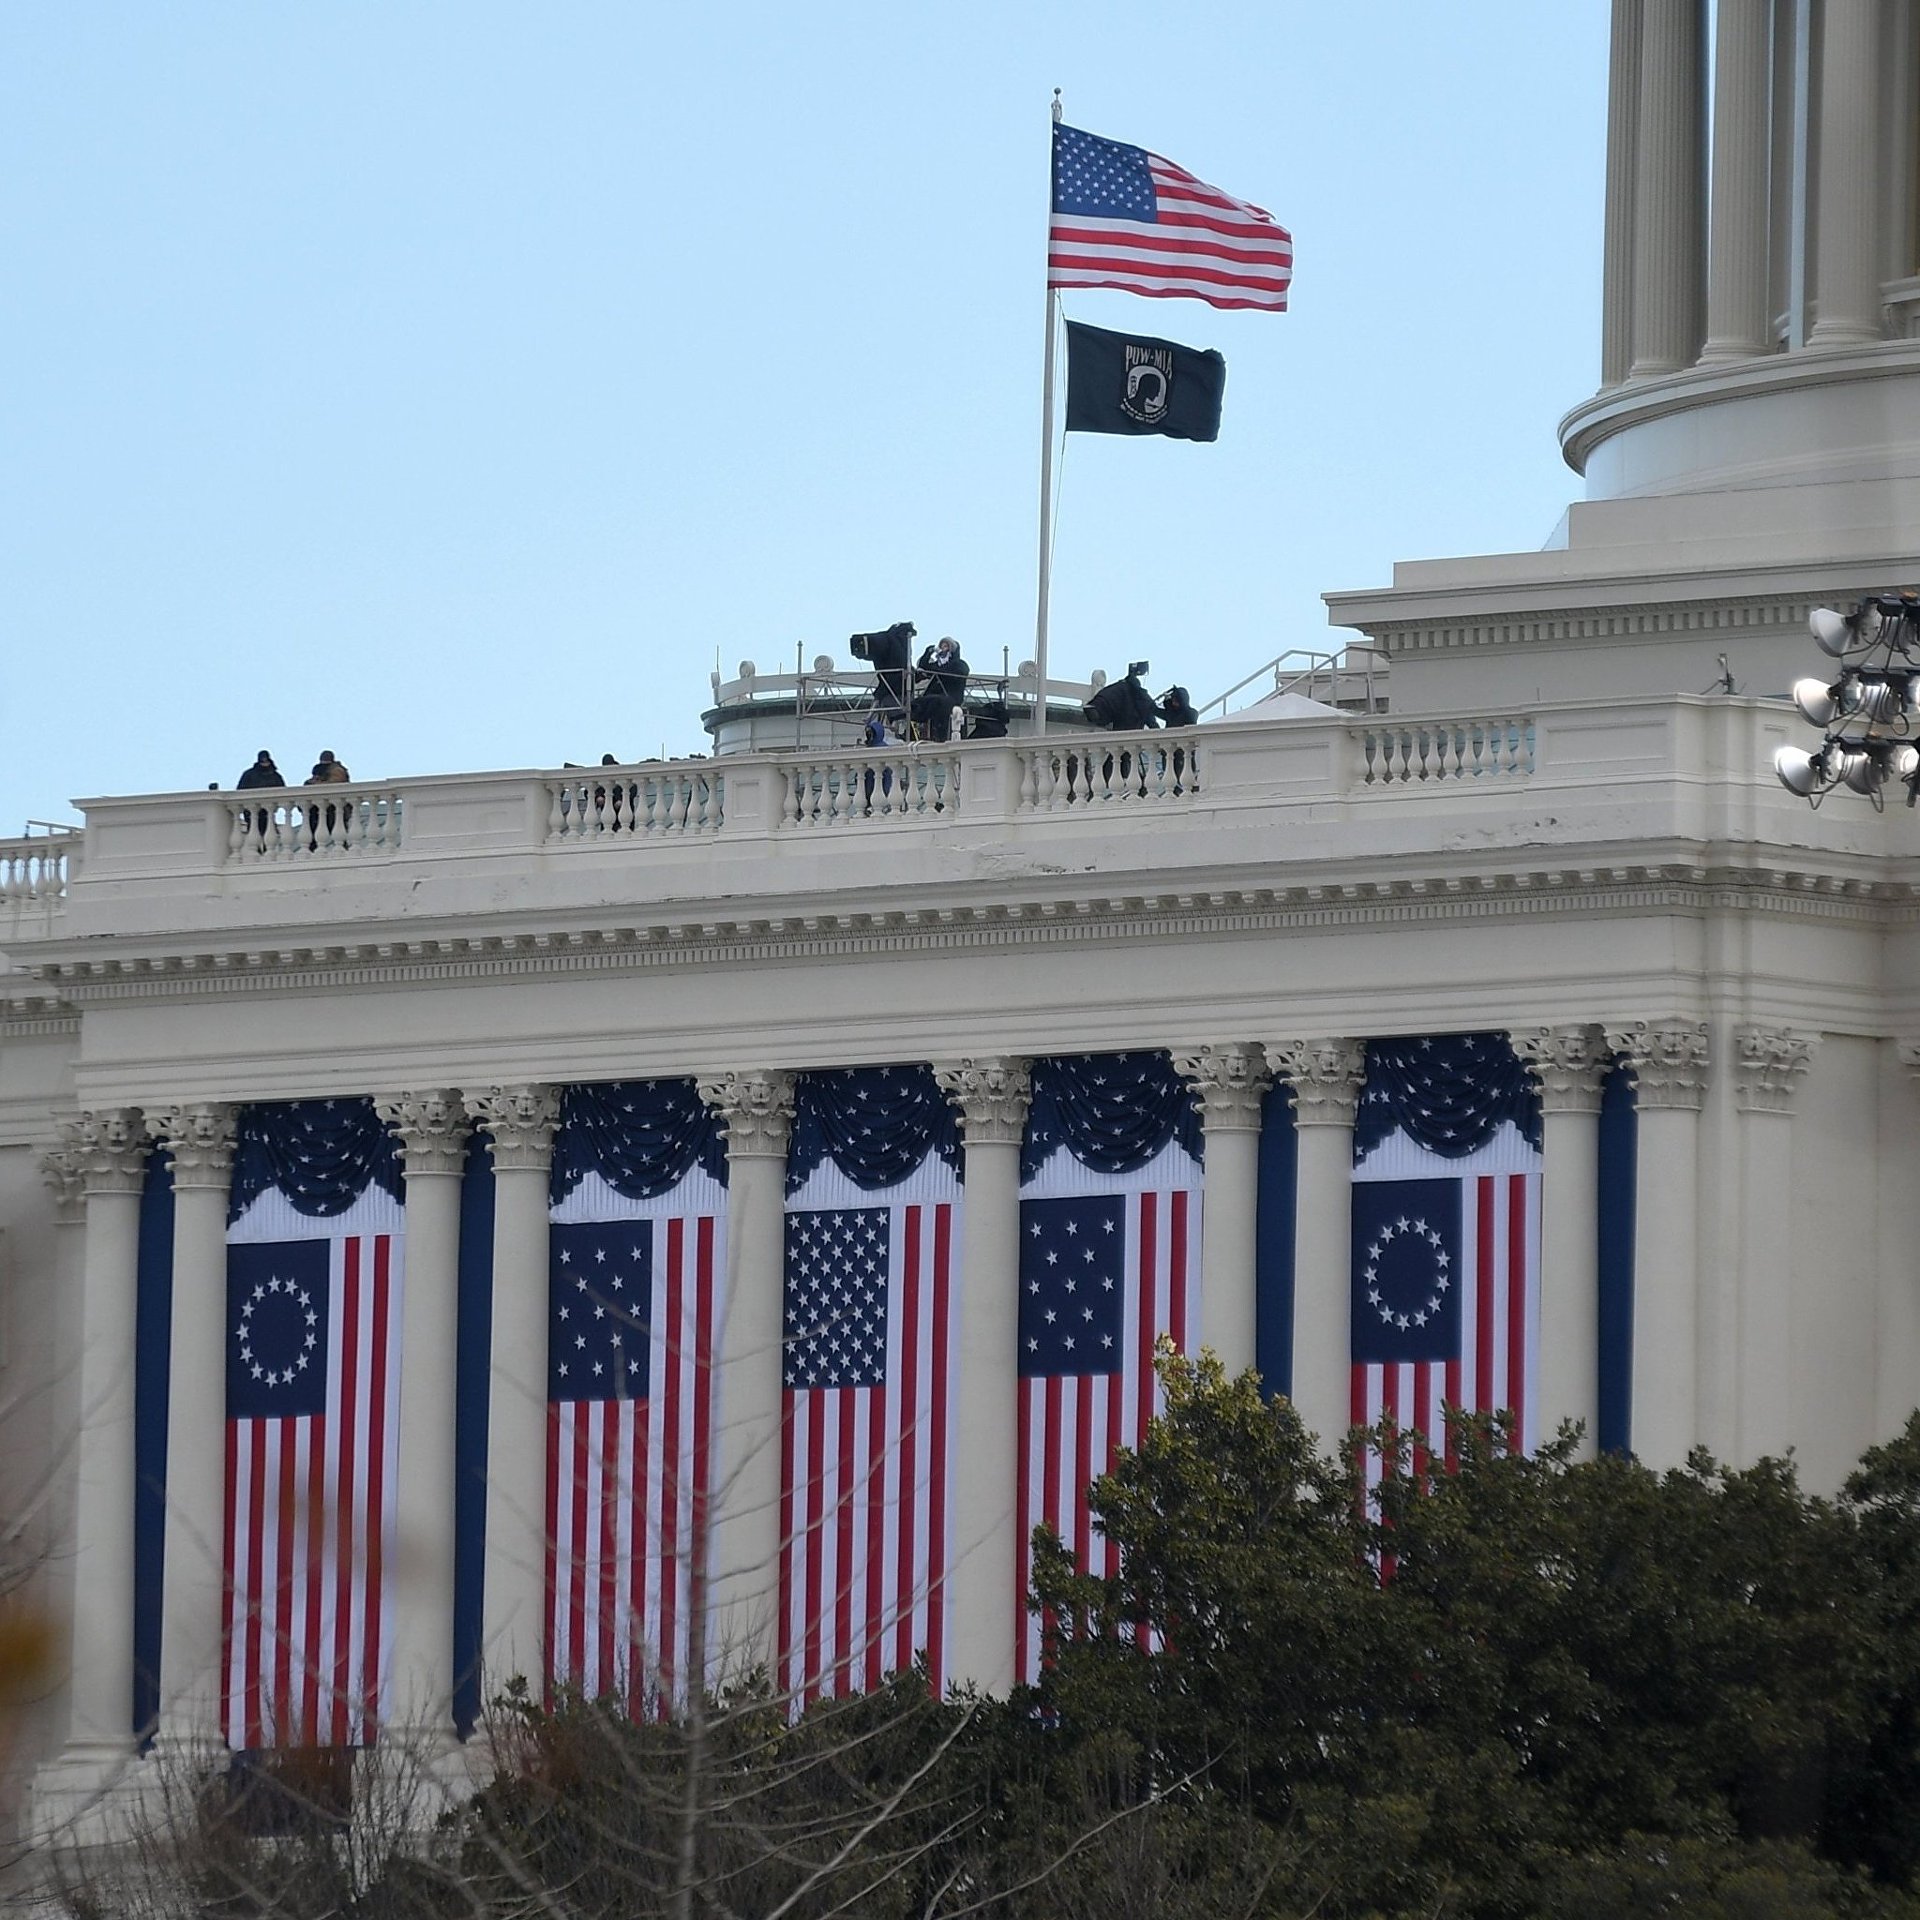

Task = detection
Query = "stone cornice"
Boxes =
[1354,596,1834,659]
[1173,1042,1272,1132]
[933,1058,1032,1146]
[17,863,1907,1009]
[375,1089,473,1177]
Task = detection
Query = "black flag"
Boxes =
[1064,320,1224,442]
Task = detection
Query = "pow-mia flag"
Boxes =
[1064,319,1224,442]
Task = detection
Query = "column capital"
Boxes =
[38,1139,86,1222]
[1512,1024,1611,1113]
[151,1101,237,1191]
[1172,1042,1273,1133]
[1730,1027,1816,1114]
[1265,1038,1366,1126]
[1605,1019,1710,1111]
[932,1057,1031,1146]
[697,1069,795,1159]
[469,1084,561,1172]
[61,1108,151,1196]
[375,1089,473,1177]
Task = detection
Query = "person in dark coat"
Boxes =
[849,622,915,721]
[1084,665,1161,732]
[910,637,969,741]
[304,749,352,845]
[237,750,285,791]
[1157,685,1199,729]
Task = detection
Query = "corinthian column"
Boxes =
[1727,1029,1814,1462]
[375,1091,471,1744]
[1513,1027,1610,1456]
[695,1070,794,1675]
[932,1057,1029,1697]
[1628,0,1708,376]
[149,1102,235,1744]
[1700,0,1774,361]
[47,1111,148,1777]
[1808,0,1884,347]
[1265,1040,1365,1448]
[1602,0,1645,385]
[1606,1021,1709,1469]
[1173,1043,1271,1378]
[467,1085,560,1696]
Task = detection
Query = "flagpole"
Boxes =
[1033,89,1063,739]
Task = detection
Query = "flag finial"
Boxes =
[1051,88,1063,124]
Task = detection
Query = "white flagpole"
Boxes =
[1033,89,1064,738]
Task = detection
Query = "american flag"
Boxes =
[222,1226,400,1749]
[1049,121,1292,313]
[778,1186,956,1706]
[1016,1171,1200,1686]
[1350,1160,1541,1485]
[546,1206,719,1713]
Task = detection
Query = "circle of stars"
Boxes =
[237,1275,319,1387]
[1361,1215,1451,1333]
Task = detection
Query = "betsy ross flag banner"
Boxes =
[1017,1053,1204,1685]
[1349,1036,1543,1486]
[1049,121,1292,313]
[779,1067,962,1706]
[223,1101,406,1751]
[545,1080,729,1713]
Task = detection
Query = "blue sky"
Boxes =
[0,3,1608,827]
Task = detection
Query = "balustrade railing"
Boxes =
[1017,736,1202,812]
[779,752,960,827]
[546,768,723,840]
[1357,717,1534,784]
[0,837,68,909]
[226,791,405,863]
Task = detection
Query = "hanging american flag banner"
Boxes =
[779,1066,963,1707]
[546,1103,727,1715]
[1016,1052,1204,1687]
[1049,121,1293,313]
[223,1144,404,1751]
[1350,1035,1543,1490]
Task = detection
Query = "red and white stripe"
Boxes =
[778,1194,956,1707]
[1016,1168,1201,1687]
[1351,1171,1542,1492]
[547,1211,719,1714]
[1049,154,1293,312]
[223,1228,401,1750]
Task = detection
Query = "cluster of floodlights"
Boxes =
[1774,592,1920,807]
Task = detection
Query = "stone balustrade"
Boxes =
[9,695,1868,947]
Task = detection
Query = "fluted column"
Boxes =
[1700,0,1775,361]
[1628,0,1708,376]
[1173,1043,1271,1379]
[375,1091,471,1742]
[48,1112,148,1769]
[150,1101,235,1742]
[1606,1022,1709,1468]
[1808,0,1884,346]
[468,1085,560,1696]
[932,1057,1030,1697]
[1603,0,1645,384]
[1514,1027,1610,1456]
[1265,1040,1365,1447]
[1728,1029,1815,1462]
[695,1070,794,1673]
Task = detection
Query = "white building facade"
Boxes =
[3,0,1919,1838]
